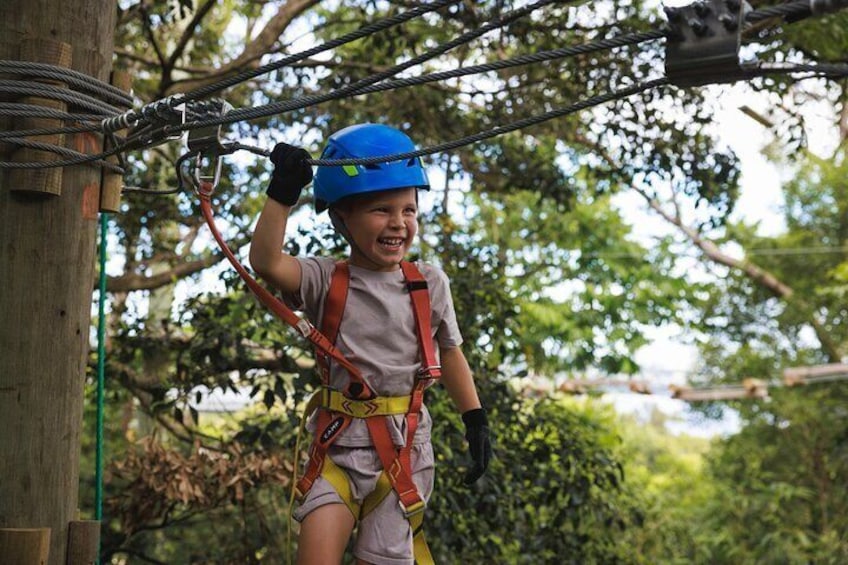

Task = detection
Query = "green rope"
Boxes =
[95,212,108,561]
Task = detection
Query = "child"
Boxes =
[249,123,492,565]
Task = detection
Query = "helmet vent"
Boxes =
[363,163,381,170]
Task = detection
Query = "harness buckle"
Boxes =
[296,319,313,337]
[417,365,441,380]
[401,499,426,519]
[406,280,428,292]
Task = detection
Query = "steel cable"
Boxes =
[3,136,124,173]
[165,0,572,134]
[0,60,134,107]
[342,29,667,99]
[305,77,669,166]
[0,81,122,115]
[0,102,104,122]
[105,0,463,131]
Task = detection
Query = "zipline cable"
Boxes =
[329,29,667,100]
[1,137,124,173]
[307,77,669,166]
[105,0,463,131]
[0,80,123,115]
[2,1,846,171]
[166,0,574,134]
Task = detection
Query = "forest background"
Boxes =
[83,0,848,562]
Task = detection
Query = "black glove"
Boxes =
[266,142,313,206]
[462,407,493,485]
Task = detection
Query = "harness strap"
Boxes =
[300,260,438,560]
[198,193,375,401]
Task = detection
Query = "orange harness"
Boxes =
[296,261,442,516]
[199,189,439,561]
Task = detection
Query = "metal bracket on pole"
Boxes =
[664,0,751,87]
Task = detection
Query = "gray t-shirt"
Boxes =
[286,256,463,446]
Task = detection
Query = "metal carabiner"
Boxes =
[193,151,223,197]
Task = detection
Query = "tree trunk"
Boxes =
[0,0,117,563]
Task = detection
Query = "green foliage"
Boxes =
[427,382,643,564]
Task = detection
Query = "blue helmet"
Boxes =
[313,123,430,212]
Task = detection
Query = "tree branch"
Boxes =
[166,0,322,95]
[106,253,224,292]
[167,0,217,71]
[631,184,842,361]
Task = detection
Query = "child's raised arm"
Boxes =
[249,143,312,294]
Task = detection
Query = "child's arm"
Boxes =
[249,143,312,294]
[439,345,481,413]
[439,345,492,484]
[250,198,302,293]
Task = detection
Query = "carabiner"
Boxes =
[193,151,223,197]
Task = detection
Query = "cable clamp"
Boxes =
[187,99,233,156]
[664,0,753,87]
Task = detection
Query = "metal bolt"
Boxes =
[725,0,741,11]
[718,12,737,30]
[663,6,682,21]
[688,17,709,36]
[694,1,712,17]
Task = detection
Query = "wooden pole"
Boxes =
[66,521,100,565]
[0,528,51,565]
[0,1,117,564]
[7,39,73,196]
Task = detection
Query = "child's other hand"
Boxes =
[461,408,492,484]
[267,142,313,206]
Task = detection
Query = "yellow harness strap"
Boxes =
[321,460,434,565]
[306,387,434,564]
[303,388,411,420]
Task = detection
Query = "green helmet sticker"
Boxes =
[342,165,359,177]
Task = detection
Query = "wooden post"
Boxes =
[0,528,51,565]
[66,521,99,565]
[7,39,73,196]
[100,70,131,212]
[0,0,117,564]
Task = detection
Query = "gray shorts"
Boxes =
[293,442,435,565]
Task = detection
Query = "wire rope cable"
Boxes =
[167,0,574,134]
[307,77,670,166]
[0,102,104,122]
[0,81,123,115]
[0,124,106,140]
[334,29,667,100]
[2,136,124,173]
[106,0,463,131]
[0,60,134,107]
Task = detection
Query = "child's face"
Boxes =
[337,187,418,271]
